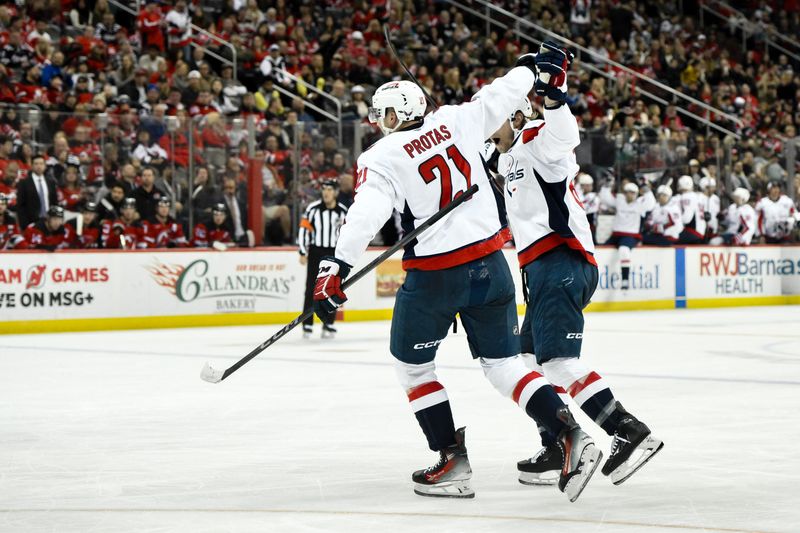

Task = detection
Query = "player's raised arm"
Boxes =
[465,65,537,140]
[530,42,580,162]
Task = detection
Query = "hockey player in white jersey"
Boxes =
[489,41,663,488]
[643,185,683,245]
[575,173,599,237]
[675,175,706,244]
[699,177,721,239]
[599,181,656,290]
[312,59,600,502]
[756,182,797,243]
[710,187,757,245]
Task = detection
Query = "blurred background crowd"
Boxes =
[0,0,799,251]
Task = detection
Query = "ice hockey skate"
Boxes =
[517,443,561,486]
[321,324,337,339]
[554,407,603,502]
[602,414,664,485]
[412,427,474,499]
[302,325,313,339]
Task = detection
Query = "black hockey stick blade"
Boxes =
[382,23,438,112]
[201,183,479,384]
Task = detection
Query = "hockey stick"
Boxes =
[200,183,479,383]
[382,23,438,112]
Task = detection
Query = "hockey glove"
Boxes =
[313,256,352,318]
[534,41,573,106]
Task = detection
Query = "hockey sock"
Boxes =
[543,359,626,436]
[518,376,571,436]
[407,382,457,451]
[481,356,570,436]
[619,246,632,282]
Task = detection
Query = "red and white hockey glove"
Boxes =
[313,257,352,318]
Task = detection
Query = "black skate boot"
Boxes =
[321,324,337,339]
[555,407,602,503]
[412,427,474,498]
[602,412,664,485]
[517,443,562,486]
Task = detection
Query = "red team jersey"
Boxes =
[101,219,144,249]
[141,217,189,248]
[0,215,23,249]
[23,221,74,250]
[191,223,234,247]
[66,219,102,249]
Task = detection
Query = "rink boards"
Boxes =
[1,245,799,333]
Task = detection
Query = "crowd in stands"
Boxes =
[0,0,798,251]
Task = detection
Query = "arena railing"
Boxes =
[445,0,744,139]
[701,0,800,64]
[107,0,238,80]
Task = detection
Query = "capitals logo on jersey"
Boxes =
[504,154,525,197]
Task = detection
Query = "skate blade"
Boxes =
[518,470,559,486]
[414,480,475,499]
[610,436,664,485]
[563,445,603,503]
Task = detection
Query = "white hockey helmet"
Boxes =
[509,97,534,133]
[578,173,594,186]
[732,187,750,204]
[698,177,716,190]
[656,185,673,199]
[677,175,694,192]
[368,80,427,135]
[623,182,639,194]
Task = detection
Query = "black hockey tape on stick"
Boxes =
[200,183,480,384]
[382,23,438,112]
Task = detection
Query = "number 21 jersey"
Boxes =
[336,67,536,271]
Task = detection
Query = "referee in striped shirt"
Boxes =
[299,179,349,339]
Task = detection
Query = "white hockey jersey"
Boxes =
[498,105,595,267]
[599,187,656,237]
[724,203,757,245]
[647,201,683,240]
[335,67,536,270]
[678,191,706,238]
[701,193,721,235]
[577,189,599,216]
[756,195,795,240]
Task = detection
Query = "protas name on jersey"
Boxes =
[335,66,536,272]
[402,125,452,159]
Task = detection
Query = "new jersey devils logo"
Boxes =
[26,265,47,289]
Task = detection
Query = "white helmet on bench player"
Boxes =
[368,80,427,135]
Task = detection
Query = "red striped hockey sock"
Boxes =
[567,372,624,435]
[407,381,456,451]
[513,371,571,436]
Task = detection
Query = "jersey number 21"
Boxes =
[418,144,472,209]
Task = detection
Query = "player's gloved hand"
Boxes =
[313,256,352,318]
[534,41,573,106]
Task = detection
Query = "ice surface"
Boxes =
[2,306,799,533]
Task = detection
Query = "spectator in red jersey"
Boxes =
[23,205,73,251]
[67,201,102,249]
[141,196,188,248]
[137,0,165,52]
[191,202,235,248]
[0,193,23,249]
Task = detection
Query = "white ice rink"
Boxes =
[2,306,799,533]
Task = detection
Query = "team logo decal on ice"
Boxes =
[25,265,47,290]
[146,259,296,312]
